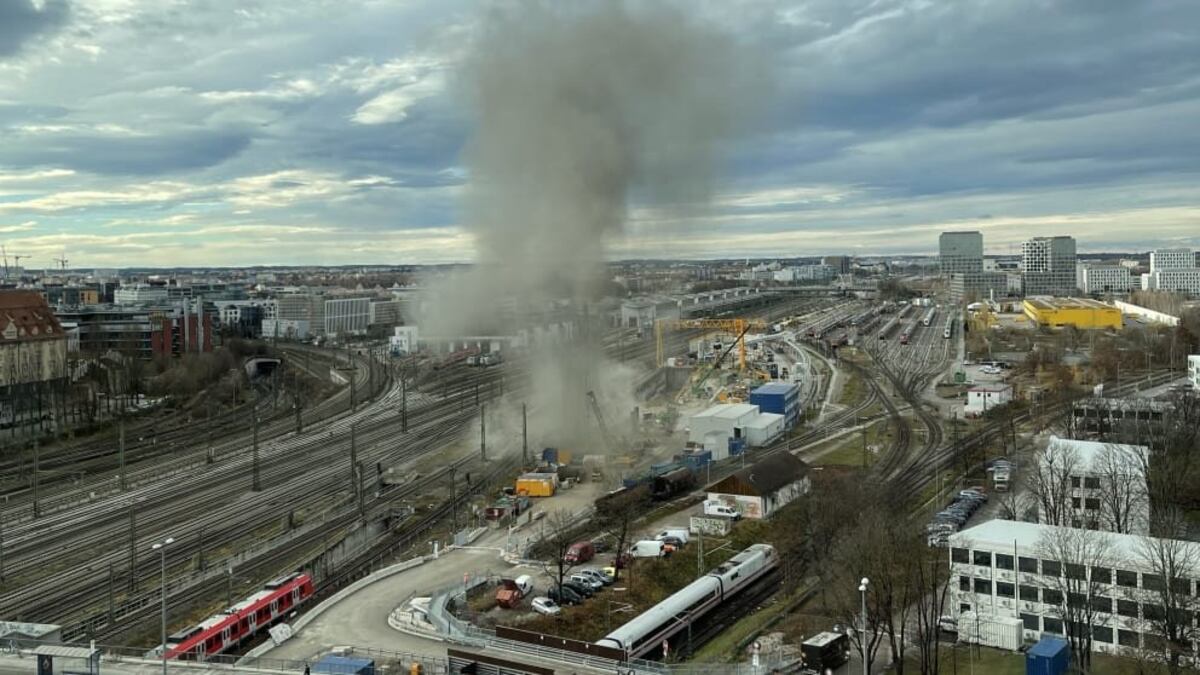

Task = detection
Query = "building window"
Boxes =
[1020,586,1039,602]
[1171,578,1192,595]
[1071,497,1082,509]
[996,553,1014,570]
[960,576,970,592]
[1065,563,1087,580]
[997,582,1015,598]
[1093,625,1114,644]
[1043,588,1064,605]
[1091,566,1113,584]
[974,579,992,595]
[1085,498,1100,511]
[1144,604,1167,621]
[1042,560,1062,577]
[1092,596,1113,613]
[1117,570,1138,587]
[1019,557,1039,574]
[1043,617,1064,634]
[952,548,969,564]
[1021,613,1040,631]
[1118,630,1140,648]
[1068,592,1088,608]
[1071,477,1081,488]
[1144,574,1165,592]
[1117,600,1139,618]
[973,551,993,567]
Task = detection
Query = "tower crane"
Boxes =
[654,317,767,369]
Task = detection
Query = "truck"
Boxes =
[628,540,666,558]
[703,500,742,520]
[564,541,595,564]
[515,473,557,498]
[800,632,849,674]
[495,575,535,609]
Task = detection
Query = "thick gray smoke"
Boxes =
[424,1,759,455]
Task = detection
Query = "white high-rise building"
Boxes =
[1141,268,1200,295]
[1149,248,1194,273]
[1076,264,1133,294]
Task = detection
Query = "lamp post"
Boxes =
[859,577,869,675]
[152,537,175,675]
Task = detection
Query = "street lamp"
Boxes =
[152,537,175,675]
[858,577,869,675]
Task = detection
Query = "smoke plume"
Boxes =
[424,1,759,454]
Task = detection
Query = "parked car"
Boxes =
[547,586,583,606]
[561,580,595,598]
[564,541,595,564]
[659,536,686,551]
[570,573,604,591]
[531,597,561,616]
[577,569,613,586]
[653,528,690,545]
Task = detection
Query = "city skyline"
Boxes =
[2,1,1200,267]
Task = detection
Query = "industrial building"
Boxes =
[1022,297,1122,330]
[949,519,1199,655]
[964,384,1012,416]
[704,452,810,520]
[749,382,802,428]
[687,403,784,454]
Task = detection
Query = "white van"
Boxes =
[514,574,534,597]
[628,540,666,558]
[703,500,742,520]
[653,527,690,545]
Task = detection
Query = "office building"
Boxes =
[1022,297,1122,330]
[324,296,370,337]
[1022,236,1077,297]
[1076,265,1132,295]
[949,271,1009,302]
[1035,436,1149,533]
[53,306,155,357]
[1149,248,1194,273]
[939,232,984,277]
[949,519,1200,655]
[821,255,852,275]
[1141,268,1200,296]
[149,298,214,357]
[114,283,169,306]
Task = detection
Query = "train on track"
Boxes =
[921,307,937,327]
[878,317,899,340]
[163,572,314,661]
[595,544,778,660]
[943,314,955,339]
[899,320,918,345]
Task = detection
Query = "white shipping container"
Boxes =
[956,613,1023,652]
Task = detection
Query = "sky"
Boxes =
[1,0,1199,268]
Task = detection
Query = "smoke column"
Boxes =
[425,0,760,452]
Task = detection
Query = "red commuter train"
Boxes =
[164,572,315,660]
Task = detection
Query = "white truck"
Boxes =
[628,540,666,558]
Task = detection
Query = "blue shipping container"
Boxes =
[314,655,376,675]
[750,383,801,428]
[1025,637,1069,675]
[541,448,559,464]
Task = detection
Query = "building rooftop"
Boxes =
[969,384,1012,393]
[743,412,785,430]
[1043,435,1148,473]
[0,290,64,342]
[693,403,760,420]
[751,382,799,396]
[1023,296,1115,311]
[952,518,1200,565]
[706,451,808,496]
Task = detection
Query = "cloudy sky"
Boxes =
[1,0,1198,268]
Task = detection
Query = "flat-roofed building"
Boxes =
[1022,297,1122,330]
[1076,265,1132,295]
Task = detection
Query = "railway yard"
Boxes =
[1,290,1185,675]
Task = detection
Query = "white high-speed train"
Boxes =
[595,544,777,659]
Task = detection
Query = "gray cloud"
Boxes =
[0,0,68,58]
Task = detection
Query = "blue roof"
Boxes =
[314,655,374,673]
[1028,636,1068,657]
[751,382,799,395]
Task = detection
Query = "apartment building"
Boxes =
[950,519,1200,655]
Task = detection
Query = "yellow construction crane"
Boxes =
[655,318,767,369]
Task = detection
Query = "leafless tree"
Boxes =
[1092,443,1150,534]
[1135,529,1200,675]
[594,484,648,583]
[911,545,950,675]
[1025,438,1082,527]
[540,509,582,600]
[823,510,903,674]
[1036,526,1116,672]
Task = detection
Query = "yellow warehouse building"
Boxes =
[1022,297,1122,330]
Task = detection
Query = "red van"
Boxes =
[564,541,594,564]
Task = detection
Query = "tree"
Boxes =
[541,509,582,600]
[594,485,648,583]
[1135,529,1200,675]
[1036,526,1116,672]
[1092,443,1150,534]
[1025,439,1082,527]
[911,546,951,675]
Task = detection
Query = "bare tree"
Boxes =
[594,484,648,583]
[1093,443,1150,534]
[823,510,900,674]
[1136,523,1200,675]
[1025,438,1082,527]
[911,546,950,675]
[1036,526,1116,672]
[540,509,582,601]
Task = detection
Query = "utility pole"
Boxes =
[449,466,458,532]
[128,502,137,592]
[251,410,261,492]
[119,417,128,488]
[480,404,486,461]
[107,563,115,624]
[31,440,40,519]
[226,565,233,608]
[860,421,868,469]
[206,400,215,464]
[355,462,365,518]
[0,516,5,584]
[401,373,408,433]
[522,403,528,465]
[197,525,206,572]
[349,423,359,514]
[294,386,303,434]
